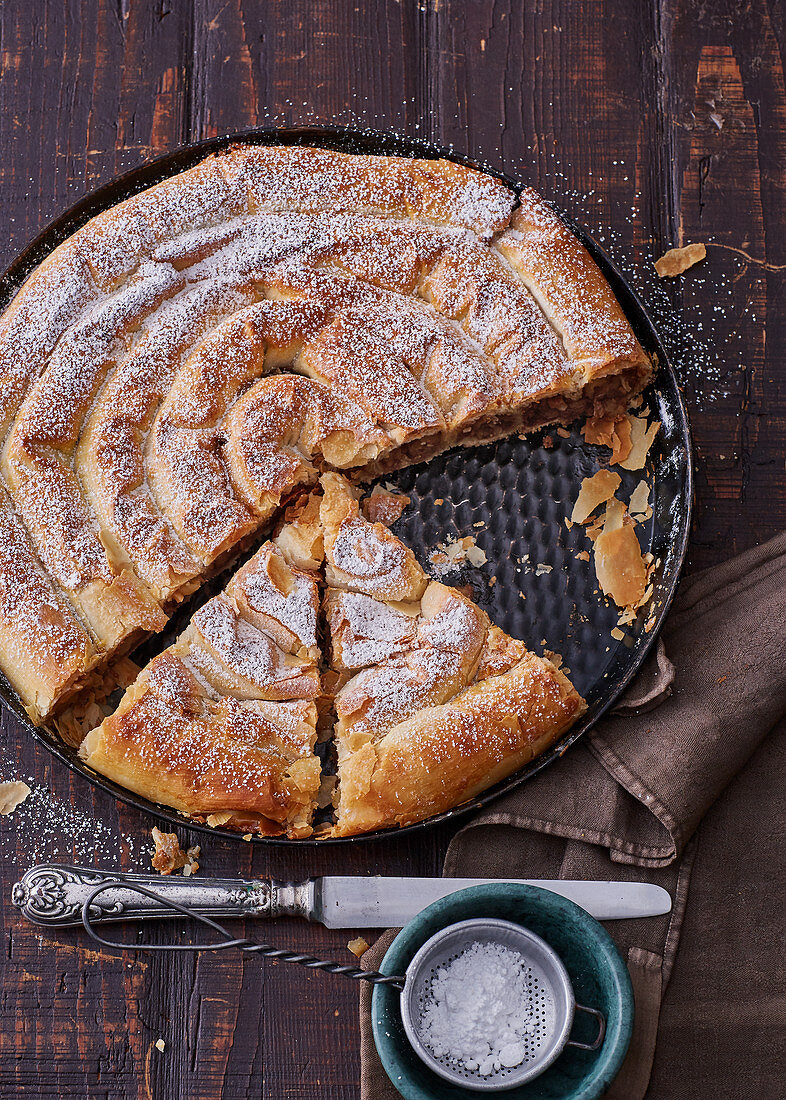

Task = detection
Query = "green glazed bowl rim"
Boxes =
[371,883,634,1100]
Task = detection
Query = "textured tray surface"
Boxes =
[0,127,692,844]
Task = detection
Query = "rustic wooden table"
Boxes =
[0,2,783,1097]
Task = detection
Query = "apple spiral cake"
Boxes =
[0,144,650,835]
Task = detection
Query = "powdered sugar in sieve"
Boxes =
[399,917,605,1092]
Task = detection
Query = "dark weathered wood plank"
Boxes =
[658,0,786,567]
[188,0,422,140]
[0,2,202,1098]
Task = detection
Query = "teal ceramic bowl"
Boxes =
[371,884,634,1100]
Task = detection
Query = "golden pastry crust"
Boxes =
[0,489,98,721]
[82,474,586,837]
[320,472,428,602]
[80,536,322,837]
[496,189,652,389]
[0,146,634,758]
[333,653,584,836]
[325,589,419,671]
[217,144,516,237]
[80,655,320,837]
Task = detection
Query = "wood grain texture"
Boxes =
[0,0,783,1096]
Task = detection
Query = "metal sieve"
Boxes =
[399,917,606,1092]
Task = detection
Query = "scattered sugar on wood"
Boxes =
[0,759,146,867]
[0,781,31,815]
[654,243,706,277]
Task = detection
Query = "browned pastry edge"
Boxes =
[332,654,585,836]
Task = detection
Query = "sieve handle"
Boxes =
[565,1003,606,1051]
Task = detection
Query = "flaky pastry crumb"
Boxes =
[0,781,31,815]
[654,243,706,277]
[150,826,200,876]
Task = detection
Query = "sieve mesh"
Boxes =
[400,918,577,1092]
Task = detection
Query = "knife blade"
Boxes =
[11,865,672,929]
[314,877,672,927]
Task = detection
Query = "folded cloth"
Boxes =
[359,531,786,1099]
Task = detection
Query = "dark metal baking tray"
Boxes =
[0,126,693,844]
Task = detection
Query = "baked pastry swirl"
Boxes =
[80,539,323,837]
[0,143,646,833]
[82,474,585,837]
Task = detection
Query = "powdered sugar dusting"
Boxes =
[417,940,547,1079]
[338,647,465,734]
[0,244,98,426]
[192,597,298,689]
[241,547,319,649]
[0,776,146,866]
[418,595,483,652]
[329,517,412,591]
[328,590,417,667]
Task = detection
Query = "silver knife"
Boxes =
[12,864,671,929]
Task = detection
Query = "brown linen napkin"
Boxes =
[359,530,786,1099]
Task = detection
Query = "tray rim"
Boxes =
[0,124,694,846]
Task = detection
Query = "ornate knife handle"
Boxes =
[11,864,315,928]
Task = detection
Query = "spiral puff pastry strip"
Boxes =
[1,265,190,647]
